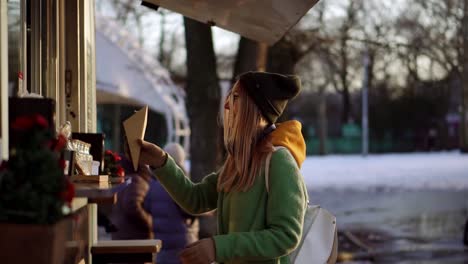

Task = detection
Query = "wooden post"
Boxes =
[0,0,8,160]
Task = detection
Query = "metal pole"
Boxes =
[362,48,369,157]
[1,0,9,160]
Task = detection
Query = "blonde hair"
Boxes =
[218,82,273,192]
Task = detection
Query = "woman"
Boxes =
[138,71,308,264]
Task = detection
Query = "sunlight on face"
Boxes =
[224,83,240,115]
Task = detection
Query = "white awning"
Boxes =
[96,28,168,114]
[95,15,190,150]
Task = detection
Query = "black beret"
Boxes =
[238,71,301,124]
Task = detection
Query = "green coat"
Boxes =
[152,148,307,264]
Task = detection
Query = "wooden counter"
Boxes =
[74,177,129,200]
[71,177,130,263]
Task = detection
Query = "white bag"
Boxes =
[265,147,338,264]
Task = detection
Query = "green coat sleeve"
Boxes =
[213,149,307,262]
[152,155,219,214]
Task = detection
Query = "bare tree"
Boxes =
[320,1,365,124]
[231,37,268,83]
[98,0,186,73]
[107,0,149,46]
[156,10,183,71]
[396,0,468,150]
[184,17,221,237]
[397,0,462,76]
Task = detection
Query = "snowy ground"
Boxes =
[298,152,468,263]
[301,151,468,191]
[300,152,468,233]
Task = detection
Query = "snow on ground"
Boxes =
[301,151,468,191]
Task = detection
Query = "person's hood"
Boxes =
[270,120,306,168]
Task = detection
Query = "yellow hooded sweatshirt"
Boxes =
[270,120,306,168]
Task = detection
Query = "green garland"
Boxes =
[0,114,74,224]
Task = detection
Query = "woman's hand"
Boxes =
[138,139,167,168]
[179,238,216,264]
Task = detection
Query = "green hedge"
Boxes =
[306,137,405,155]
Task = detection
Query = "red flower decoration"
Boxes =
[46,139,54,149]
[58,159,66,170]
[11,114,48,131]
[11,116,35,131]
[53,134,67,152]
[104,149,124,178]
[116,166,125,177]
[60,180,75,204]
[34,114,48,128]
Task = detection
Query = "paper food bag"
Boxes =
[123,106,148,171]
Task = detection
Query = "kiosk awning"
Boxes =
[142,0,320,45]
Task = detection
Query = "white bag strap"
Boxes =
[265,146,309,203]
[264,146,285,193]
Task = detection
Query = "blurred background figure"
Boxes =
[110,142,198,264]
[144,142,198,264]
[110,166,153,241]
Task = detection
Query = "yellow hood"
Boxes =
[270,120,306,168]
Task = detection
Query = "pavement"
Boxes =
[310,188,468,263]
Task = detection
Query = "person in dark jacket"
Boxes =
[110,166,153,241]
[143,143,198,264]
[111,143,197,264]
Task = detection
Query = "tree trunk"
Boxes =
[267,38,297,75]
[266,38,299,122]
[461,0,468,152]
[184,17,221,237]
[158,12,166,65]
[342,85,351,123]
[231,37,267,84]
[368,50,375,93]
[340,36,352,124]
[318,92,328,155]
